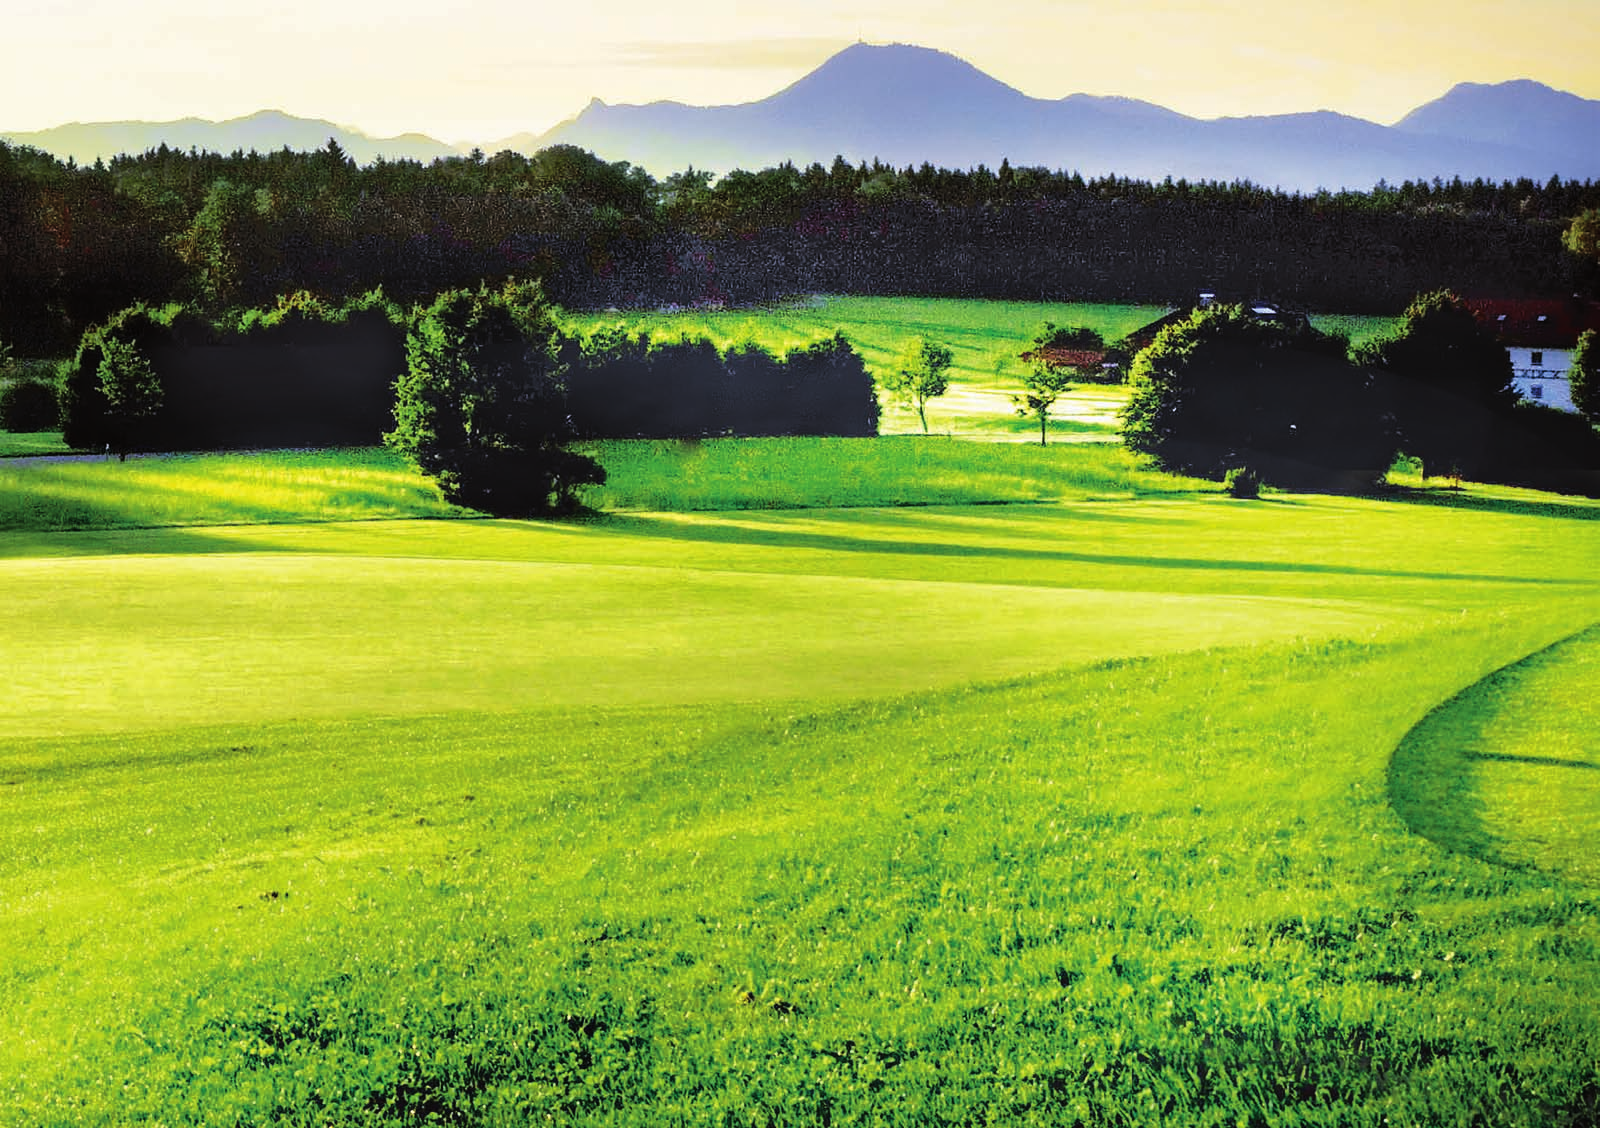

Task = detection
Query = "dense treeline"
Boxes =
[4,137,1599,355]
[56,286,879,458]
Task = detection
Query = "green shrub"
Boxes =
[1223,466,1261,498]
[0,377,61,431]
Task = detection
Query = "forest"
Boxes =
[3,137,1599,356]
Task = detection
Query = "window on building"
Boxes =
[1531,350,1543,366]
[1531,385,1544,399]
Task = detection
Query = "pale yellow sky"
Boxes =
[3,0,1596,140]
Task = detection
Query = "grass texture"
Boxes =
[0,447,458,531]
[0,442,1596,1125]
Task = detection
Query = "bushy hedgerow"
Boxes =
[0,376,61,431]
[61,291,405,451]
[563,327,879,438]
[60,302,184,451]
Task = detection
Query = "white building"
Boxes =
[1465,298,1600,413]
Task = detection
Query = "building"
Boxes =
[1464,298,1600,413]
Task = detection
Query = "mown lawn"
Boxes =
[0,442,1596,1125]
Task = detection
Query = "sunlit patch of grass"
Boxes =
[575,435,1193,511]
[0,430,73,457]
[0,448,458,530]
[1309,313,1403,347]
[2,428,1598,1123]
[4,607,1599,1124]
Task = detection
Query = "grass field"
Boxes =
[2,437,1598,1125]
[0,429,72,457]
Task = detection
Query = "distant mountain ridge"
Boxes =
[1,108,458,166]
[7,44,1599,192]
[528,44,1600,191]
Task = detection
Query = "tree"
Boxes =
[1013,323,1103,444]
[1353,290,1515,479]
[387,283,604,515]
[1564,208,1600,264]
[173,178,263,308]
[1121,304,1394,487]
[884,336,953,433]
[97,336,163,458]
[1013,365,1075,446]
[1571,329,1600,424]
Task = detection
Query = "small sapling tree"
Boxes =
[1013,365,1075,445]
[884,336,954,433]
[1014,323,1105,444]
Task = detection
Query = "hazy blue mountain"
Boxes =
[1394,79,1600,157]
[2,109,457,165]
[7,46,1598,191]
[530,43,1600,191]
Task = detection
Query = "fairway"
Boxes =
[2,444,1599,1126]
[2,530,1391,739]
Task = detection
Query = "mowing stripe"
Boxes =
[1387,620,1600,885]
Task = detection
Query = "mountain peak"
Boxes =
[1394,78,1600,154]
[764,41,1028,108]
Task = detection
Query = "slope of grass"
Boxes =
[3,611,1597,1125]
[2,440,1598,1124]
[0,447,458,530]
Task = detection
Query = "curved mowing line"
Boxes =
[1388,621,1600,881]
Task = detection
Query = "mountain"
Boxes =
[529,43,1600,192]
[1394,79,1600,156]
[1,109,458,165]
[7,46,1598,191]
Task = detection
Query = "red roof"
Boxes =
[1021,346,1107,369]
[1465,298,1600,349]
[1124,309,1192,351]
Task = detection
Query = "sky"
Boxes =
[4,0,1598,142]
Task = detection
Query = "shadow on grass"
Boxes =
[1388,622,1600,871]
[1381,485,1600,522]
[0,524,307,559]
[578,510,1569,587]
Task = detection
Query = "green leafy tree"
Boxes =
[97,336,163,458]
[1353,290,1515,479]
[387,283,604,516]
[884,337,954,432]
[1564,208,1600,264]
[1570,329,1600,424]
[1121,304,1394,487]
[1013,323,1103,444]
[1013,366,1075,445]
[173,178,264,308]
